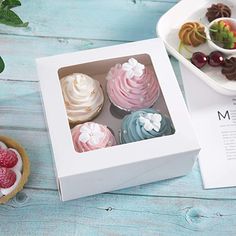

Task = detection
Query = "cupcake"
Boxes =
[0,136,30,204]
[179,22,206,47]
[71,122,116,153]
[60,73,104,126]
[120,108,174,144]
[106,58,160,113]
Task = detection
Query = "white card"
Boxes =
[181,64,236,189]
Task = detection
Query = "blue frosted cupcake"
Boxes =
[120,108,174,144]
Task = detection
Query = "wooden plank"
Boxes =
[0,80,45,130]
[0,35,181,83]
[0,35,120,81]
[0,189,236,236]
[0,0,177,41]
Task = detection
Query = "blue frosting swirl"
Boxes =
[120,108,174,144]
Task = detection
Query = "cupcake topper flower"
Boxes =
[79,123,105,146]
[139,113,162,132]
[122,58,145,79]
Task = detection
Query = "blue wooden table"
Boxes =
[1,1,236,235]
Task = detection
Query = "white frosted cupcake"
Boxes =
[60,73,104,126]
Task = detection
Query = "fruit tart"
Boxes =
[0,136,30,204]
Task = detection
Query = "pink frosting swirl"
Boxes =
[71,122,116,153]
[106,60,160,111]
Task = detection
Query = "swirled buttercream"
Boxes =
[72,122,116,153]
[106,58,160,111]
[60,73,104,124]
[120,108,174,144]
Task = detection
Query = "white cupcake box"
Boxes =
[37,39,200,201]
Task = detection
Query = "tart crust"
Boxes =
[0,136,30,204]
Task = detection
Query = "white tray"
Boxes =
[157,0,236,96]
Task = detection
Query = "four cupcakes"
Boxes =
[60,59,173,153]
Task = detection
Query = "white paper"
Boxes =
[181,65,236,189]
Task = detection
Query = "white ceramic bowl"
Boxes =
[206,17,236,55]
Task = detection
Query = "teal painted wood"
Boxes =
[0,35,120,81]
[1,0,178,41]
[2,189,236,236]
[1,0,236,235]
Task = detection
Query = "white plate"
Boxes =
[157,0,236,96]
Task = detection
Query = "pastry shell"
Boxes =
[0,136,30,204]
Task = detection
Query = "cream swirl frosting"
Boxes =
[60,73,104,124]
[72,122,116,153]
[120,108,174,144]
[106,58,160,111]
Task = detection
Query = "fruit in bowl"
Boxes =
[207,18,236,55]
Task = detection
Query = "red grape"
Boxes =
[191,52,208,68]
[208,51,224,67]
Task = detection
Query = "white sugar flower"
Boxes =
[122,58,145,79]
[79,123,105,145]
[139,113,162,132]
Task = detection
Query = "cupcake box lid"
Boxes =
[36,38,200,201]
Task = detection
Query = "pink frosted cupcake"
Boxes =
[71,122,116,153]
[106,58,160,112]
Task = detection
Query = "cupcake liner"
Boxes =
[109,103,131,120]
[0,136,30,204]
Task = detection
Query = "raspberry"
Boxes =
[0,149,18,168]
[0,167,16,188]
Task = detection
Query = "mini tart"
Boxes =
[179,22,206,47]
[0,136,30,204]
